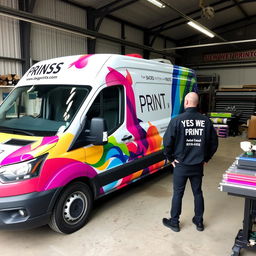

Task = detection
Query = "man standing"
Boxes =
[162,92,218,232]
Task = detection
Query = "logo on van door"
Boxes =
[135,83,171,122]
[139,93,168,113]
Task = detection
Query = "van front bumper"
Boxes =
[0,188,59,230]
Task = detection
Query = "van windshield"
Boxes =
[0,84,91,136]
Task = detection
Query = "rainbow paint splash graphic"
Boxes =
[171,65,197,118]
[82,67,164,193]
[0,136,59,166]
[81,63,197,194]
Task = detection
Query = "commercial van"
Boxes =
[0,54,197,233]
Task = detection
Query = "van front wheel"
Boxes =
[49,182,93,234]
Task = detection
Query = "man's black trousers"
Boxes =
[170,164,204,224]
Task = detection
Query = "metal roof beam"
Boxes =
[94,0,138,17]
[18,0,37,12]
[28,0,36,12]
[150,0,254,35]
[95,0,121,13]
[154,0,226,41]
[150,0,229,32]
[232,0,249,18]
[152,2,237,34]
[212,16,256,42]
[0,4,174,57]
[176,15,256,44]
[161,37,256,51]
[107,14,177,43]
[18,0,36,73]
[62,0,177,44]
[61,0,87,10]
[94,0,139,31]
[214,15,255,32]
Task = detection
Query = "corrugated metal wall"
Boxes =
[0,0,22,75]
[96,39,121,54]
[150,38,165,59]
[96,17,171,58]
[125,26,143,56]
[31,0,87,61]
[0,0,174,74]
[97,18,121,54]
[197,67,256,88]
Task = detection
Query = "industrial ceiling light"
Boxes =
[146,0,166,8]
[187,21,214,38]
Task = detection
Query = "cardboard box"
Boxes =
[248,115,256,139]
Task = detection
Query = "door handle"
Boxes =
[121,135,132,141]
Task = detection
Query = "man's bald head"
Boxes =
[184,92,199,109]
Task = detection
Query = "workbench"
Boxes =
[220,183,256,256]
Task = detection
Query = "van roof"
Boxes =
[18,54,195,87]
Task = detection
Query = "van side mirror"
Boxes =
[85,117,108,145]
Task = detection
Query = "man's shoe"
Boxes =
[162,218,180,232]
[192,218,204,231]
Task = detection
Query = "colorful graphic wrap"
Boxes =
[35,132,102,191]
[89,137,129,169]
[69,54,92,69]
[171,65,197,118]
[106,67,148,156]
[40,158,98,191]
[0,55,197,198]
[91,67,164,193]
[50,64,195,194]
[0,135,59,166]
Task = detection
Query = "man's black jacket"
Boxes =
[163,107,218,165]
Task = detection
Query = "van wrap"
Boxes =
[90,67,164,194]
[38,60,164,195]
[0,134,59,197]
[0,55,197,199]
[0,135,58,165]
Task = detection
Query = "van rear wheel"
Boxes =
[49,182,93,234]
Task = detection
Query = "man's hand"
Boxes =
[171,159,179,167]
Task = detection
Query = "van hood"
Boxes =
[0,133,59,166]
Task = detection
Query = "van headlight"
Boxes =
[0,155,46,182]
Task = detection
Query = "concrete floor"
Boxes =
[0,136,255,256]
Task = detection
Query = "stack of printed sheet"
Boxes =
[220,154,256,196]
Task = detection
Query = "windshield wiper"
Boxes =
[0,128,35,136]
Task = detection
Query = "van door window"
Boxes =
[86,86,124,134]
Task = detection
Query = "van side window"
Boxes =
[47,87,88,122]
[86,86,124,134]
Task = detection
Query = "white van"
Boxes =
[0,54,197,233]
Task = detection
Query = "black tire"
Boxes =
[49,182,93,234]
